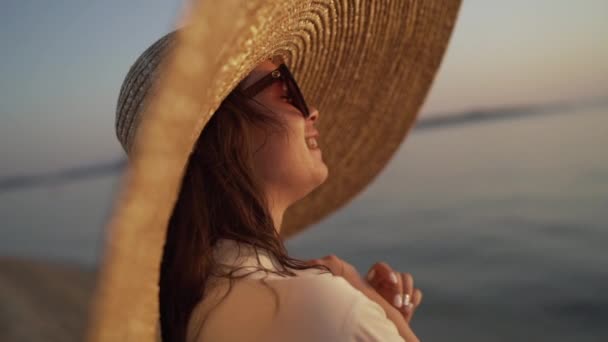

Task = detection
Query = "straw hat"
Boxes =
[86,0,461,340]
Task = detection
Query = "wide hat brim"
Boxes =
[86,0,462,340]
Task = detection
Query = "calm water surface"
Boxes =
[1,105,606,341]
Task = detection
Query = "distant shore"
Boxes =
[0,256,97,342]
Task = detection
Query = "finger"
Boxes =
[304,259,322,266]
[403,288,422,322]
[401,272,414,299]
[399,273,411,314]
[322,254,339,261]
[412,288,423,307]
[367,262,403,310]
[366,262,398,288]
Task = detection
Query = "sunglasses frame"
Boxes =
[237,63,311,118]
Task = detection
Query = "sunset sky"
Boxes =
[1,0,606,176]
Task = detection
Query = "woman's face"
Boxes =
[241,60,328,206]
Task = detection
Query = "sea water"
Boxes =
[1,104,606,341]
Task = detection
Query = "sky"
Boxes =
[0,0,606,177]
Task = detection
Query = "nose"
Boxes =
[308,106,319,122]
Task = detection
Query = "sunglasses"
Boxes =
[237,63,311,118]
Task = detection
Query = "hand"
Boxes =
[304,254,367,290]
[305,255,420,342]
[365,262,423,323]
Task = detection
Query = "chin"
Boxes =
[313,163,329,186]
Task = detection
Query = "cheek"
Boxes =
[253,125,308,180]
[255,133,303,169]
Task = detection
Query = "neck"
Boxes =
[268,193,288,234]
[271,205,285,234]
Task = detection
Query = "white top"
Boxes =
[186,238,405,342]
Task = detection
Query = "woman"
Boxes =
[87,2,460,342]
[135,35,423,341]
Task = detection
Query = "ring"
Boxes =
[403,294,412,307]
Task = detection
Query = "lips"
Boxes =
[306,130,320,149]
[306,136,319,149]
[305,131,319,139]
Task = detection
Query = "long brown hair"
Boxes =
[158,76,331,342]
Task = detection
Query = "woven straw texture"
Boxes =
[86,0,462,340]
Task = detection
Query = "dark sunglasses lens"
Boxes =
[282,66,310,118]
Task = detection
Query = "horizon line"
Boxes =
[0,97,605,193]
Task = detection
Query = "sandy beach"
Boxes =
[0,256,96,342]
